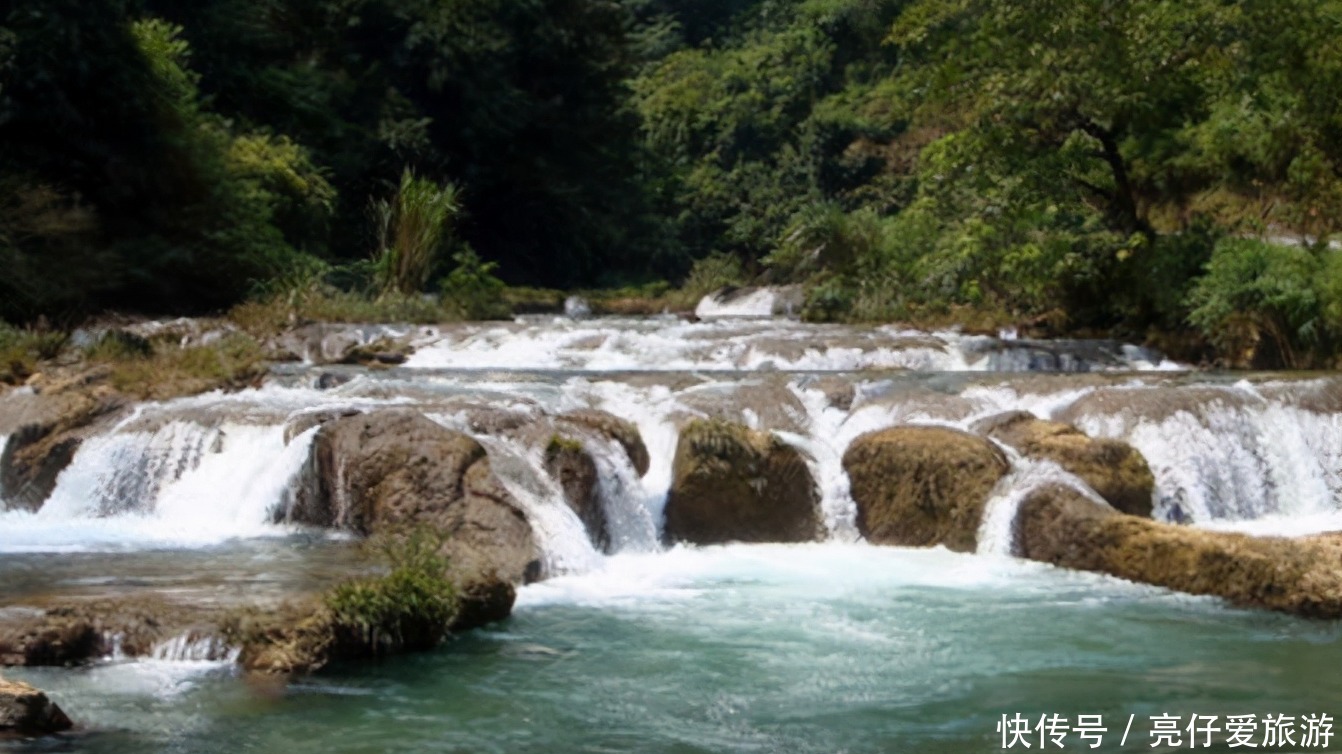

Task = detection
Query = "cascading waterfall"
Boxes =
[9,309,1342,578]
[1064,381,1342,534]
[0,420,318,552]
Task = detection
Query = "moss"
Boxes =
[545,434,585,457]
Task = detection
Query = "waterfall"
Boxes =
[1063,382,1342,530]
[0,420,315,552]
[976,457,1110,557]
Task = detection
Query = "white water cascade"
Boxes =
[5,315,1342,570]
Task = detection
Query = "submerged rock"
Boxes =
[1015,485,1342,618]
[301,411,541,586]
[0,677,72,736]
[664,419,821,545]
[843,426,1009,552]
[973,411,1155,517]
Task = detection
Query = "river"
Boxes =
[3,303,1341,752]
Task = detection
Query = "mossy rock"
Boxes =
[1016,485,1342,618]
[663,419,821,545]
[843,426,1009,552]
[544,433,608,551]
[973,411,1155,517]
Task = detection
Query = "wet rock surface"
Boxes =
[1016,485,1342,618]
[664,419,821,545]
[303,411,542,586]
[973,411,1155,517]
[0,676,73,736]
[844,426,1009,552]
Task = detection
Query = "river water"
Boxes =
[3,304,1342,752]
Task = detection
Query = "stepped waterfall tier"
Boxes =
[4,308,1342,752]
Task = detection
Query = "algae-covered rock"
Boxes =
[843,426,1009,552]
[0,677,72,735]
[663,419,820,545]
[557,409,650,477]
[1015,485,1342,618]
[973,411,1154,517]
[544,435,608,551]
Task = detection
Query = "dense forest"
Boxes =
[4,0,1342,366]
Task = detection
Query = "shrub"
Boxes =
[325,528,459,656]
[373,170,462,296]
[440,247,511,320]
[1187,238,1330,368]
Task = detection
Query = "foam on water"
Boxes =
[0,422,315,552]
[1065,382,1342,529]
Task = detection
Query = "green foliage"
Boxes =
[326,528,459,656]
[0,324,68,384]
[373,170,461,296]
[440,247,511,321]
[1187,238,1340,368]
[680,253,744,300]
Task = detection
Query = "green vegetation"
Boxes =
[6,1,1342,365]
[325,529,459,656]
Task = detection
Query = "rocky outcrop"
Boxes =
[544,435,607,551]
[1015,485,1342,618]
[0,368,128,512]
[301,411,541,586]
[843,426,1009,552]
[0,677,72,736]
[973,411,1155,517]
[556,410,649,477]
[0,598,230,668]
[663,419,820,545]
[270,324,417,365]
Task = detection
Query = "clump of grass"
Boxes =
[84,330,267,399]
[373,169,461,296]
[325,528,458,656]
[0,324,68,385]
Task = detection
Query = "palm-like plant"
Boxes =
[373,170,461,296]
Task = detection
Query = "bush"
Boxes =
[325,529,459,656]
[373,170,462,296]
[440,247,511,320]
[1187,238,1331,368]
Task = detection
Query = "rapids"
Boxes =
[3,303,1341,752]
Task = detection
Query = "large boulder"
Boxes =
[843,426,1009,552]
[664,419,821,545]
[1015,485,1342,618]
[297,411,541,588]
[0,677,72,736]
[973,411,1155,517]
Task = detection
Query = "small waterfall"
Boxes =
[584,436,659,553]
[695,288,780,319]
[467,432,603,577]
[150,633,239,663]
[2,419,315,551]
[976,457,1109,556]
[1065,383,1342,527]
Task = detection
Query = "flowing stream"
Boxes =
[3,306,1342,752]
